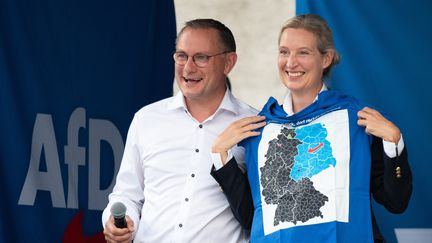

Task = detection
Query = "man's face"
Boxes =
[174,28,231,104]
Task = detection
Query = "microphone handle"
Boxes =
[114,216,128,228]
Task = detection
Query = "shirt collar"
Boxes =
[283,84,327,116]
[166,88,240,116]
[218,88,240,115]
[167,91,187,111]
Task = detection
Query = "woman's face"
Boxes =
[278,28,333,96]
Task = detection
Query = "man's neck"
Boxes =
[185,91,226,123]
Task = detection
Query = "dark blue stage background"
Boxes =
[0,0,176,242]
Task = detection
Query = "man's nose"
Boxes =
[183,56,198,72]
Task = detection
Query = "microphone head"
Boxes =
[110,202,126,218]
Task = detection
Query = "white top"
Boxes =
[102,89,257,243]
[282,84,404,157]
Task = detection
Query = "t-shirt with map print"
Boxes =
[242,90,374,243]
[261,123,335,226]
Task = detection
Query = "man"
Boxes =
[102,19,256,243]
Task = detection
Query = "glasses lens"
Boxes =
[193,54,210,67]
[174,53,188,65]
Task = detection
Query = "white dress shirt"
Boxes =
[102,89,257,243]
[282,84,404,157]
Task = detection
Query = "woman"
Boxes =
[211,14,412,242]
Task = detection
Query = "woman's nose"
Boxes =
[286,55,297,68]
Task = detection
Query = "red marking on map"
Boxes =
[62,210,105,243]
[308,142,324,153]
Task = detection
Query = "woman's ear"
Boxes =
[322,49,334,69]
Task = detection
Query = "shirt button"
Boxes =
[185,198,189,202]
[179,223,183,228]
[199,124,203,128]
[191,173,195,177]
[195,148,199,153]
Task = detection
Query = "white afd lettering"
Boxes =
[18,114,66,208]
[18,107,124,210]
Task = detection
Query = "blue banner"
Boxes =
[297,1,432,242]
[0,0,176,242]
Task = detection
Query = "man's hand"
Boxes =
[104,215,134,243]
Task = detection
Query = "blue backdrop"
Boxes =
[297,1,432,242]
[0,0,176,242]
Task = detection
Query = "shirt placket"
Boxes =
[172,122,205,242]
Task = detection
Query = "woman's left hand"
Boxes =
[357,107,401,143]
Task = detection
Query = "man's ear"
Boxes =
[224,52,237,75]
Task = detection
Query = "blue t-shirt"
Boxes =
[241,90,373,243]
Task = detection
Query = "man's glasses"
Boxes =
[173,51,232,68]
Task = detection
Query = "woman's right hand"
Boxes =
[212,115,266,163]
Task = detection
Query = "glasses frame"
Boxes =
[173,51,232,68]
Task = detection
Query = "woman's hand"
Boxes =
[212,116,266,163]
[357,107,401,143]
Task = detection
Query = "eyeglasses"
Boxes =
[173,51,232,68]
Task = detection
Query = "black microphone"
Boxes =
[110,202,128,228]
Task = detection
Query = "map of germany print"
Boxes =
[260,123,336,226]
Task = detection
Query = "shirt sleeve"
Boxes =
[211,144,246,172]
[102,115,144,235]
[382,134,405,158]
[211,149,234,170]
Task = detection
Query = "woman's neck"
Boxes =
[290,84,323,113]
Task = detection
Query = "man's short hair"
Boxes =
[176,18,236,52]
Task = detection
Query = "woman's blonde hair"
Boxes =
[279,14,340,78]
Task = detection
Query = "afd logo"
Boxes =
[18,107,124,210]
